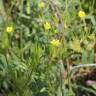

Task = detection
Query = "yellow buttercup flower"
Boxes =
[51,39,60,47]
[70,40,81,52]
[44,22,51,30]
[6,26,13,33]
[78,10,86,18]
[39,2,45,8]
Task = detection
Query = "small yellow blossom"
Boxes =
[44,22,51,30]
[84,40,94,51]
[39,2,45,8]
[88,34,95,40]
[78,10,86,18]
[51,39,60,47]
[70,40,81,52]
[64,23,68,29]
[6,26,13,33]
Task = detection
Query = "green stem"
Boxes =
[20,29,23,60]
[0,0,7,20]
[20,0,24,14]
[58,60,65,96]
[67,59,72,96]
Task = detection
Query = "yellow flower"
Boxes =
[86,43,93,51]
[44,22,51,30]
[84,40,94,51]
[78,10,86,18]
[38,2,45,8]
[64,23,68,29]
[6,26,13,33]
[88,34,95,40]
[70,40,81,52]
[51,39,60,47]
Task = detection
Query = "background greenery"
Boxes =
[0,0,96,96]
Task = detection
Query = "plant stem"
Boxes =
[58,60,65,96]
[67,59,72,96]
[0,0,7,21]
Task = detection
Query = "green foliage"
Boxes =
[0,0,96,96]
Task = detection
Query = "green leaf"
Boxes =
[40,87,46,93]
[1,32,9,49]
[3,81,8,90]
[8,93,16,96]
[88,50,94,63]
[23,89,33,96]
[26,0,31,14]
[91,83,96,90]
[82,50,88,64]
